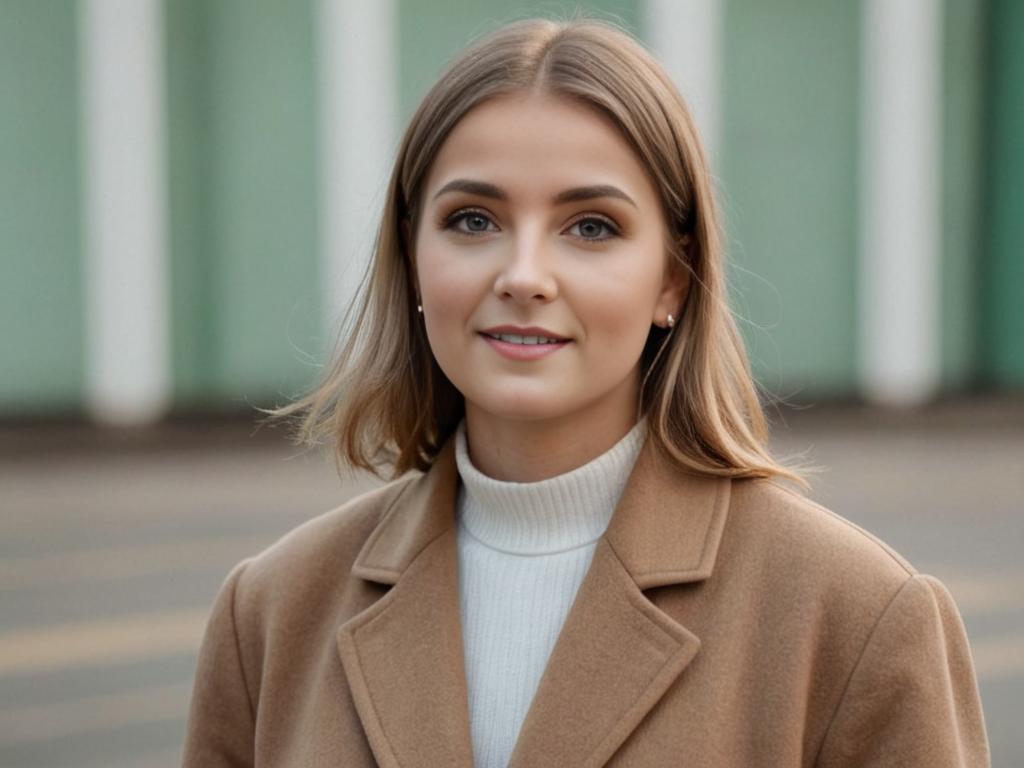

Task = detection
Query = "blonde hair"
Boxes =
[268,16,809,489]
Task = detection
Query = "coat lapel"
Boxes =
[507,438,731,767]
[337,431,731,768]
[336,439,475,768]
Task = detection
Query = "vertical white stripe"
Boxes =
[316,0,398,333]
[79,0,170,424]
[641,0,724,163]
[859,0,942,405]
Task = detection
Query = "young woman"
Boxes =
[182,17,989,767]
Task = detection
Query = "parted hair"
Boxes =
[267,15,809,488]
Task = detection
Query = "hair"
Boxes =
[266,15,810,489]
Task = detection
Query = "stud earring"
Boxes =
[417,304,423,314]
[666,313,675,329]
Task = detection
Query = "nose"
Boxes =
[492,230,558,304]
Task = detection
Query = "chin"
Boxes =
[466,382,577,423]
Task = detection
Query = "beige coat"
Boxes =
[182,433,990,767]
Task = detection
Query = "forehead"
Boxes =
[424,91,657,201]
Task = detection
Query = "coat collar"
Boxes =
[337,430,731,768]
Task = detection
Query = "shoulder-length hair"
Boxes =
[268,16,809,488]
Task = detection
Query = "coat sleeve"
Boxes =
[181,559,257,768]
[815,573,990,767]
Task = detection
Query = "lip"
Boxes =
[480,333,570,361]
[480,325,570,341]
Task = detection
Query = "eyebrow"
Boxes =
[431,178,638,209]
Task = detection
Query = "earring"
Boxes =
[417,304,423,314]
[666,313,675,329]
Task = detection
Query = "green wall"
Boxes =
[720,0,861,398]
[984,0,1024,385]
[0,1,84,413]
[166,0,321,408]
[0,0,1019,418]
[941,0,986,389]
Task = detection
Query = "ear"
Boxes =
[654,250,691,327]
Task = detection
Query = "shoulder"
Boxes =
[226,471,422,619]
[185,469,429,754]
[716,476,922,629]
[727,475,916,580]
[711,477,988,755]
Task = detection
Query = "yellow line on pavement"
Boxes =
[0,608,209,676]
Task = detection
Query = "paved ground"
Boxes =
[1,399,1021,767]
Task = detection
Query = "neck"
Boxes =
[464,399,639,483]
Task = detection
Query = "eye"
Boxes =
[566,215,620,242]
[444,209,499,236]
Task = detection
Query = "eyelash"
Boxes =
[441,207,622,242]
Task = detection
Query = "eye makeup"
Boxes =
[439,206,623,242]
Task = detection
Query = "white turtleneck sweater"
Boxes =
[453,418,647,768]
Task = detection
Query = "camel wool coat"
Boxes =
[182,432,990,767]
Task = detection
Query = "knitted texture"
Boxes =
[454,418,647,768]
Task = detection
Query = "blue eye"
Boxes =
[567,216,619,241]
[442,209,620,241]
[446,210,498,236]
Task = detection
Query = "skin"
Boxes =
[412,91,688,482]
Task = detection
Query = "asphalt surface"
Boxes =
[1,400,1021,767]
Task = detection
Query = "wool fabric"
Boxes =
[183,427,990,767]
[454,418,647,768]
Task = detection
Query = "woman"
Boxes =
[182,17,989,767]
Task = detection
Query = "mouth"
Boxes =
[479,331,570,346]
[477,328,572,361]
[478,325,571,346]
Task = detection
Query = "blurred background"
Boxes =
[0,0,1021,766]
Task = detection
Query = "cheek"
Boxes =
[420,270,482,319]
[417,233,456,307]
[570,254,663,348]
[415,238,485,356]
[580,296,655,380]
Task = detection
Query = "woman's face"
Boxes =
[413,91,686,430]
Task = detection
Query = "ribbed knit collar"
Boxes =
[454,418,647,555]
